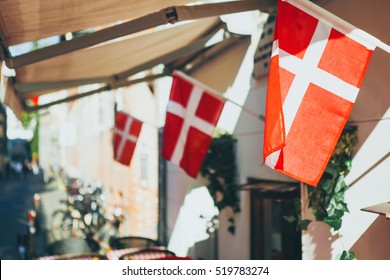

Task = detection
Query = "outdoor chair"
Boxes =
[46,252,107,260]
[109,236,160,250]
[119,248,176,260]
[46,237,100,256]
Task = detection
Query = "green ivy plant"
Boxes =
[336,250,356,260]
[306,126,357,231]
[284,126,358,259]
[200,131,240,234]
[21,111,39,156]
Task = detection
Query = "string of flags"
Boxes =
[114,71,225,179]
[113,0,389,187]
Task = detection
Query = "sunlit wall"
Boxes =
[302,0,390,260]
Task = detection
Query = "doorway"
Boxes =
[247,179,301,260]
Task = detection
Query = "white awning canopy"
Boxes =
[0,0,194,46]
[16,18,222,85]
[0,0,277,117]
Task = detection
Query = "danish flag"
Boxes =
[113,111,142,166]
[162,71,225,178]
[264,0,377,186]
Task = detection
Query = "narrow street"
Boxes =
[0,172,65,259]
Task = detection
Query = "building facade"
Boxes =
[162,0,390,260]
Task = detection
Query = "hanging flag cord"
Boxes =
[171,70,263,123]
[131,99,264,132]
[225,98,265,122]
[347,117,390,124]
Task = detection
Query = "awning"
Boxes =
[0,76,24,120]
[0,0,277,117]
[361,202,390,219]
[15,18,222,88]
[177,30,251,93]
[0,0,195,46]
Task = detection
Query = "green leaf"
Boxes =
[227,225,235,235]
[323,165,339,179]
[200,132,239,235]
[320,178,334,194]
[275,128,356,241]
[335,178,347,193]
[338,250,356,260]
[334,209,345,219]
[298,219,312,230]
[339,201,349,213]
[293,198,301,213]
[332,192,344,203]
[345,160,352,172]
[312,206,327,221]
[323,217,342,231]
[283,215,296,223]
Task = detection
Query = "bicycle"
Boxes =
[50,179,108,240]
[50,196,88,241]
[93,206,124,253]
[79,182,106,235]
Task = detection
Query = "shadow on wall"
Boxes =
[347,151,390,188]
[351,216,390,260]
[302,221,339,260]
[346,49,390,190]
[167,186,219,258]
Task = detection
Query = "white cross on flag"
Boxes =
[264,0,378,186]
[162,71,225,178]
[113,111,142,166]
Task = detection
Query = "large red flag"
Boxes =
[113,111,142,166]
[162,71,225,178]
[264,0,377,186]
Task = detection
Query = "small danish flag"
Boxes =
[162,71,225,178]
[113,111,142,166]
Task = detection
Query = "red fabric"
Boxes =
[113,111,142,166]
[30,96,39,106]
[155,256,192,260]
[263,0,373,186]
[162,71,225,178]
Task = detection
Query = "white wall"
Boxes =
[162,10,296,260]
[219,0,390,260]
[163,0,390,260]
[163,11,268,259]
[218,76,300,259]
[302,0,390,260]
[165,163,220,259]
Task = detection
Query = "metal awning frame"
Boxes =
[21,72,166,111]
[21,33,249,111]
[15,24,224,95]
